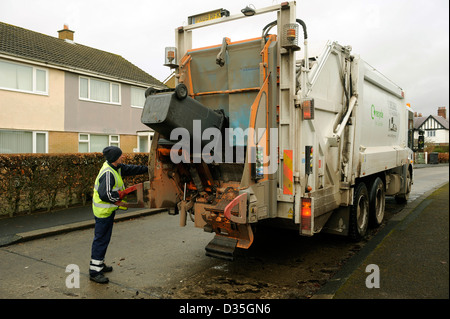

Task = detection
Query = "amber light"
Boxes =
[301,198,312,231]
[286,28,296,41]
[167,51,175,63]
[301,199,311,216]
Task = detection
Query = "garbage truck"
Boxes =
[140,2,414,260]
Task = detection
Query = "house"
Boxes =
[413,107,449,146]
[0,22,163,154]
[163,72,176,89]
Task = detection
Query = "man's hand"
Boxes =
[114,201,128,211]
[118,190,126,199]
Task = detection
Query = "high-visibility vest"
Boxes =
[92,161,125,218]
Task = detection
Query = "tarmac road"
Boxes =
[0,165,448,300]
[0,212,217,298]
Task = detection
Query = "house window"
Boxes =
[79,134,89,152]
[79,77,121,104]
[110,135,120,147]
[427,130,436,137]
[137,132,154,152]
[78,133,120,153]
[0,130,48,154]
[0,59,48,95]
[131,87,146,108]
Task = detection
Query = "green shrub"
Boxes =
[0,153,149,217]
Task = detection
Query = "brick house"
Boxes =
[0,22,163,154]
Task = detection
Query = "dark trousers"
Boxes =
[90,211,115,276]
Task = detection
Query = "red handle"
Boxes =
[224,193,247,221]
[122,185,137,195]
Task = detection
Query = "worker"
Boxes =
[89,146,148,284]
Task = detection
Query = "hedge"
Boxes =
[438,153,449,163]
[0,153,149,217]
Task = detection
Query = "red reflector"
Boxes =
[301,198,312,230]
[302,99,314,120]
[303,107,311,119]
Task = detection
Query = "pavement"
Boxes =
[0,165,448,299]
[314,181,449,299]
[0,205,168,248]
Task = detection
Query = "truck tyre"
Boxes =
[145,87,157,98]
[349,182,369,241]
[369,177,385,227]
[175,83,188,100]
[395,168,411,204]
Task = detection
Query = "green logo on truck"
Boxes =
[371,104,383,120]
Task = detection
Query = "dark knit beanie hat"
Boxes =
[103,146,122,163]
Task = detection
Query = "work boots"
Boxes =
[90,273,109,284]
[90,264,113,284]
[102,264,113,273]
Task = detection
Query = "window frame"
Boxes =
[130,86,147,108]
[78,76,121,105]
[109,135,120,147]
[78,133,120,153]
[0,129,48,154]
[137,132,154,153]
[0,59,48,95]
[33,131,49,153]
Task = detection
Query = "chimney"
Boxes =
[438,106,447,119]
[58,24,74,41]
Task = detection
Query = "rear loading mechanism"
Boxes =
[142,86,255,260]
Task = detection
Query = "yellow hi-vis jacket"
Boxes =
[92,161,125,218]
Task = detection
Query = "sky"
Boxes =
[0,0,448,117]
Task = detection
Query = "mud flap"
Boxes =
[205,236,237,261]
[204,193,254,260]
[204,224,254,261]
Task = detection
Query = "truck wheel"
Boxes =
[175,83,188,100]
[369,177,385,227]
[395,168,411,204]
[349,182,369,241]
[145,87,156,98]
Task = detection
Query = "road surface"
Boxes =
[0,165,447,299]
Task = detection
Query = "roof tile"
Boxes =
[0,22,164,88]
